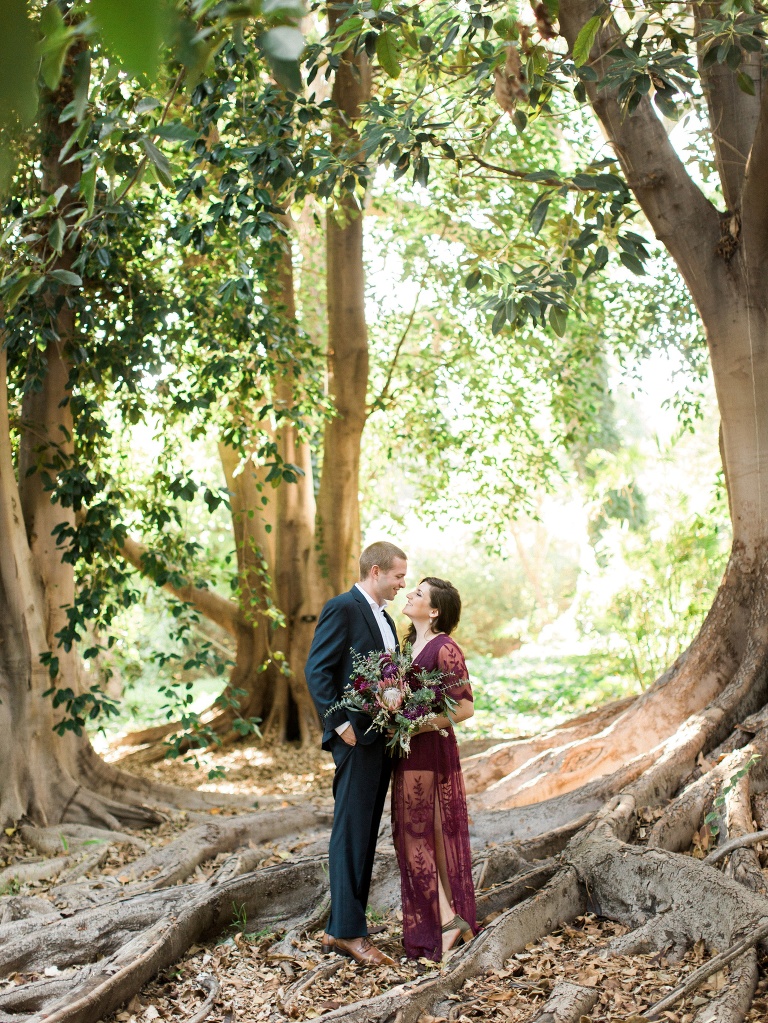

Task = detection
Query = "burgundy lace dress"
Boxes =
[392,634,478,961]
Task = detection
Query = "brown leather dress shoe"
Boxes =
[321,934,395,966]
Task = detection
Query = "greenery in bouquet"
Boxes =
[326,645,459,756]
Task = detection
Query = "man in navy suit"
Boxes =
[305,541,407,966]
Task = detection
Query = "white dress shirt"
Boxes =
[354,583,397,652]
[335,584,396,736]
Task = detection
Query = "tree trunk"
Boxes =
[314,2,372,594]
[216,437,281,736]
[117,237,328,752]
[464,0,768,812]
[0,55,232,828]
[272,234,330,744]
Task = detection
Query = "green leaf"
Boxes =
[136,96,161,113]
[376,29,401,79]
[573,15,601,67]
[49,269,83,287]
[262,0,306,17]
[153,122,199,142]
[530,197,551,236]
[39,2,75,92]
[261,27,305,91]
[80,165,96,215]
[261,26,305,61]
[573,172,624,192]
[48,217,66,253]
[0,0,37,128]
[4,272,37,310]
[549,305,568,336]
[737,70,756,96]
[491,305,506,335]
[141,137,173,187]
[90,0,171,80]
[72,49,91,122]
[494,16,519,41]
[619,251,646,275]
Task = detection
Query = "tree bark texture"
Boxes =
[0,55,238,828]
[315,2,372,594]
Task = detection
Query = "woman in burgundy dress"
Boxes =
[392,577,478,961]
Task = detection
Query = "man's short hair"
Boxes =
[360,541,407,579]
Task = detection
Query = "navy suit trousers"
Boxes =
[327,732,392,938]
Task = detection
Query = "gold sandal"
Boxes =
[441,914,474,946]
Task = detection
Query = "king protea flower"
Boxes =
[378,687,403,711]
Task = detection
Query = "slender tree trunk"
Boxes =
[314,2,372,594]
[273,235,329,744]
[217,438,282,736]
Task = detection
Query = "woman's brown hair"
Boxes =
[405,577,461,645]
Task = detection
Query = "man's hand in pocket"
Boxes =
[340,726,357,746]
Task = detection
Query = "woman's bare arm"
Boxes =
[414,697,474,735]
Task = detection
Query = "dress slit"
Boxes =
[392,635,478,961]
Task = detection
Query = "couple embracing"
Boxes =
[305,541,478,965]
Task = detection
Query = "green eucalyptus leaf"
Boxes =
[153,122,199,142]
[4,272,37,309]
[49,268,83,286]
[376,29,402,79]
[530,197,551,236]
[737,70,756,96]
[72,49,91,123]
[79,166,96,215]
[48,217,66,253]
[262,0,306,17]
[135,96,161,113]
[620,251,646,275]
[39,6,79,103]
[549,305,568,336]
[261,26,305,61]
[491,305,506,335]
[141,137,174,187]
[573,15,601,67]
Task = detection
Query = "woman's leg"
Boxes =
[433,796,463,952]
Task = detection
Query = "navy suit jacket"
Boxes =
[305,586,399,751]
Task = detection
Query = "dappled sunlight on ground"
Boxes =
[106,735,336,802]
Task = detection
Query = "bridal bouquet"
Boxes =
[327,645,458,756]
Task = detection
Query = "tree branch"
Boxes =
[558,0,723,318]
[741,79,768,259]
[0,341,48,654]
[704,827,768,865]
[695,7,762,212]
[119,535,245,637]
[368,225,447,413]
[645,917,768,1019]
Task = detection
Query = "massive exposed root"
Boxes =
[6,556,768,1021]
[464,550,768,810]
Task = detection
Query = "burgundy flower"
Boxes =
[381,662,399,682]
[404,705,429,721]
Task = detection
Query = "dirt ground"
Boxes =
[4,736,768,1023]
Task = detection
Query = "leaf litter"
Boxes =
[93,910,768,1023]
[4,737,768,1022]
